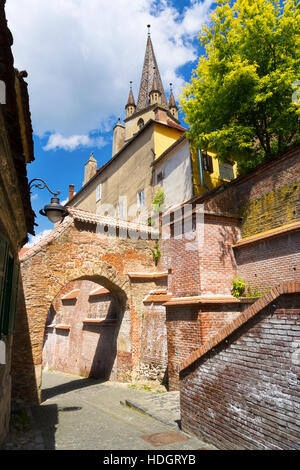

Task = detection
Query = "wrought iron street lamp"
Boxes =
[29,179,66,223]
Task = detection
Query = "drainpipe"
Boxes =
[198,148,209,192]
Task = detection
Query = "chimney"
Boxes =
[112,119,125,156]
[84,152,97,186]
[68,184,75,201]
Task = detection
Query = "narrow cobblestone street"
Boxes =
[2,371,216,451]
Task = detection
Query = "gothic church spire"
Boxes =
[136,25,168,112]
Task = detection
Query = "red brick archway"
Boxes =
[14,210,163,403]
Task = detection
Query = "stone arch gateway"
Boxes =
[14,208,164,403]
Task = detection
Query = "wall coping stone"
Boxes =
[233,220,300,248]
[163,296,249,306]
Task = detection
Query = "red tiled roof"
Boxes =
[19,207,159,262]
[166,120,186,132]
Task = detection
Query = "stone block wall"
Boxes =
[139,302,168,383]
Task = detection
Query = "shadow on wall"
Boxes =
[11,278,40,404]
[42,278,129,383]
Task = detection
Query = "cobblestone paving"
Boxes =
[122,391,181,429]
[2,371,216,450]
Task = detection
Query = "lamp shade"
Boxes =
[40,197,66,223]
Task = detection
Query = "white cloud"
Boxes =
[25,230,52,248]
[6,0,213,138]
[43,133,107,151]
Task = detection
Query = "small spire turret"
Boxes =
[125,81,136,118]
[149,67,162,105]
[169,83,178,119]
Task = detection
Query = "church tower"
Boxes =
[123,25,181,142]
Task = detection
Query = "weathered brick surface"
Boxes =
[15,146,300,410]
[180,293,300,450]
[15,221,160,402]
[42,280,121,380]
[235,231,300,294]
[161,216,240,297]
[202,145,300,236]
[166,303,246,390]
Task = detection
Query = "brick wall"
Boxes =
[16,220,160,402]
[160,146,300,303]
[201,145,300,236]
[235,230,300,294]
[161,215,240,297]
[42,280,125,380]
[166,302,247,390]
[180,290,300,450]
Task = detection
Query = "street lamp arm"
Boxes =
[29,178,60,197]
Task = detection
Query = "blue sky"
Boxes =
[5,0,216,243]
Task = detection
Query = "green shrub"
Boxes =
[232,277,246,298]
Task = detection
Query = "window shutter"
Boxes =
[207,154,213,173]
[96,184,102,202]
[0,234,9,336]
[219,162,234,181]
[8,259,20,335]
[202,152,213,173]
[1,254,14,336]
[137,189,145,209]
[202,152,208,171]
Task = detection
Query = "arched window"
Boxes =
[137,118,144,131]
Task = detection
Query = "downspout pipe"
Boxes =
[198,148,210,191]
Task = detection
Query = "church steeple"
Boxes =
[125,81,136,118]
[136,25,168,112]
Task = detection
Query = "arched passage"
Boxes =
[42,276,131,382]
[14,215,161,403]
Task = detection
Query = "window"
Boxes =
[202,151,213,173]
[0,234,19,336]
[219,162,235,181]
[157,170,164,185]
[137,189,145,209]
[137,119,144,131]
[96,184,102,202]
[118,200,125,219]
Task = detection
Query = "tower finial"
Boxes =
[147,24,151,36]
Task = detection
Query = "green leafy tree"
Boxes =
[181,0,300,174]
[152,187,166,213]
